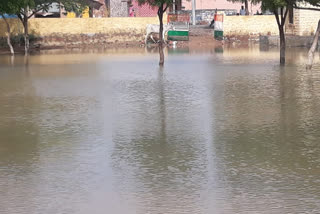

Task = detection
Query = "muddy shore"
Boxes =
[0,26,252,55]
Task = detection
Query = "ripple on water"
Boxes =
[1,48,320,214]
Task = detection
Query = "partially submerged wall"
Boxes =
[260,35,319,47]
[2,15,315,49]
[223,15,279,37]
[0,17,163,47]
[223,13,320,37]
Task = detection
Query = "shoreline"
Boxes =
[0,26,227,55]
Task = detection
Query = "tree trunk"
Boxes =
[244,0,249,15]
[23,18,29,55]
[158,5,164,66]
[306,19,320,69]
[274,8,288,65]
[279,27,286,65]
[1,15,14,55]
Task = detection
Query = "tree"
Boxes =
[306,19,320,69]
[137,0,173,66]
[285,0,320,69]
[62,0,90,16]
[0,0,17,54]
[10,0,89,55]
[13,0,50,55]
[262,0,320,67]
[261,0,288,65]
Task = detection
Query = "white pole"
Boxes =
[173,0,176,13]
[192,0,196,25]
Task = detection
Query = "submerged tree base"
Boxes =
[306,19,320,70]
[159,43,164,66]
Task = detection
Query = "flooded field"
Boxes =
[1,47,320,214]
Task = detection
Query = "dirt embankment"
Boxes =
[176,26,224,49]
[0,26,245,54]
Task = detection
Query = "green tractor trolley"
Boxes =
[167,12,190,41]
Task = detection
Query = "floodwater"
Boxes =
[1,47,320,214]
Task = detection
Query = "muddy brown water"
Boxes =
[1,47,320,214]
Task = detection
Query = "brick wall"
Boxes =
[182,0,261,13]
[131,1,158,17]
[292,6,320,36]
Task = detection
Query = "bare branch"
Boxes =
[17,13,24,23]
[274,9,281,27]
[157,7,161,16]
[280,7,289,26]
[28,3,52,19]
[306,19,320,69]
[284,0,320,11]
[292,4,320,11]
[164,4,169,12]
[283,7,289,25]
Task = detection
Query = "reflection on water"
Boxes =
[1,47,320,214]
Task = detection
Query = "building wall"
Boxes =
[131,1,158,17]
[182,0,261,14]
[93,0,108,17]
[0,15,276,37]
[0,17,164,45]
[110,0,128,17]
[293,7,320,36]
[223,15,278,36]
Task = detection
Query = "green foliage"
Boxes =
[0,0,89,17]
[0,0,19,14]
[0,0,90,54]
[261,0,287,11]
[62,0,89,15]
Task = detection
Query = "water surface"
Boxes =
[1,47,320,214]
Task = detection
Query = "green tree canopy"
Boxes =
[0,0,89,54]
[261,0,287,11]
[0,0,19,54]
